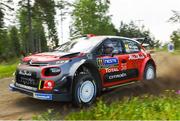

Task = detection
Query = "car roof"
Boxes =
[95,35,141,44]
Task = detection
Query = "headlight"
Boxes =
[42,67,61,77]
[55,60,69,65]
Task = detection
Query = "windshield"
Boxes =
[54,36,104,53]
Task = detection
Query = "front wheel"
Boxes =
[73,74,97,107]
[144,64,156,80]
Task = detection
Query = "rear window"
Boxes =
[122,39,140,53]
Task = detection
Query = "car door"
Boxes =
[121,39,144,80]
[96,38,139,87]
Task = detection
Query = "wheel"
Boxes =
[144,64,156,80]
[73,74,97,107]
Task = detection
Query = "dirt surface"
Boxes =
[0,52,180,120]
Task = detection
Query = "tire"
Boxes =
[144,64,156,80]
[72,74,97,107]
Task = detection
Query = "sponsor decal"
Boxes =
[17,76,37,86]
[129,54,145,60]
[105,67,119,73]
[15,83,37,91]
[97,58,119,68]
[19,70,32,76]
[108,73,127,80]
[121,63,127,71]
[33,93,52,100]
[104,69,139,82]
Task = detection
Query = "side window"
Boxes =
[122,39,140,53]
[95,39,123,56]
[110,39,123,54]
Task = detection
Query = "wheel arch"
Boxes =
[139,58,156,80]
[70,61,102,96]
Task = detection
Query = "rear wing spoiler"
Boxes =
[141,37,147,46]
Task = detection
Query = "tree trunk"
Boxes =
[27,0,34,53]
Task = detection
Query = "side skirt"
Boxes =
[102,81,140,91]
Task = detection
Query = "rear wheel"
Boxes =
[144,64,156,80]
[73,74,97,107]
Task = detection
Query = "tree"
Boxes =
[0,0,14,29]
[9,26,21,57]
[0,8,4,28]
[0,29,14,61]
[34,0,59,47]
[169,10,180,23]
[0,0,17,61]
[170,29,180,49]
[18,7,48,53]
[117,21,159,47]
[32,16,48,52]
[72,0,117,36]
[18,8,30,54]
[169,10,180,49]
[118,21,151,38]
[18,0,34,53]
[56,0,72,42]
[20,0,60,51]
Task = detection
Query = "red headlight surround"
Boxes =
[42,67,61,77]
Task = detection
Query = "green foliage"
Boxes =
[0,30,14,61]
[118,21,151,38]
[118,21,159,47]
[170,29,180,49]
[169,10,180,23]
[32,2,48,52]
[0,8,4,28]
[18,8,29,53]
[32,109,61,120]
[72,0,117,36]
[18,5,48,53]
[9,26,21,57]
[35,0,59,47]
[18,0,63,51]
[0,27,21,61]
[0,0,14,28]
[66,94,180,120]
[0,59,19,79]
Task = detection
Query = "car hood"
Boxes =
[22,51,81,62]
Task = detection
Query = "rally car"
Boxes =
[9,35,156,106]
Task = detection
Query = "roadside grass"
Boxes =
[0,59,19,79]
[66,92,180,120]
[154,48,180,55]
[33,91,180,120]
[171,50,180,55]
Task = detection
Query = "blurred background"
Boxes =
[0,0,180,62]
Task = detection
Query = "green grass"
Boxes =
[0,59,19,79]
[171,50,180,55]
[33,92,180,120]
[66,93,180,120]
[32,109,61,120]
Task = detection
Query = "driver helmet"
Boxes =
[103,41,114,54]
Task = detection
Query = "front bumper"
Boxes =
[9,83,71,102]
